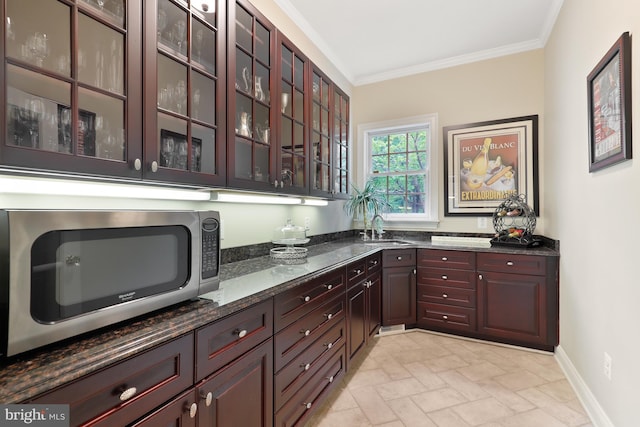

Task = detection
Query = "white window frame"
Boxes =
[356,114,439,229]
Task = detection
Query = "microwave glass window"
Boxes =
[30,225,190,323]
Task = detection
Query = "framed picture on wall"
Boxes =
[587,31,632,172]
[443,115,539,216]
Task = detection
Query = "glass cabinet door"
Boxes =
[2,0,142,178]
[144,0,225,186]
[276,33,308,194]
[333,88,349,199]
[227,0,274,190]
[310,66,331,196]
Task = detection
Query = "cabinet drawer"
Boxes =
[366,252,382,275]
[274,268,345,332]
[274,320,345,410]
[346,259,367,286]
[417,267,476,289]
[196,299,273,381]
[382,248,416,267]
[417,302,476,332]
[274,346,345,427]
[417,249,475,270]
[274,296,345,372]
[32,334,194,427]
[418,284,476,308]
[477,253,546,276]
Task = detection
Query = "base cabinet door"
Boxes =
[381,266,416,326]
[347,281,367,361]
[477,271,548,347]
[131,389,197,427]
[366,273,381,339]
[196,338,273,427]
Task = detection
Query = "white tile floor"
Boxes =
[306,331,592,427]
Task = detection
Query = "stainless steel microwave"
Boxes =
[0,209,220,358]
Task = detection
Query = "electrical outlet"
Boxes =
[604,352,612,380]
[477,217,488,229]
[304,217,311,229]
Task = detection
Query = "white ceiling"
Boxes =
[274,0,564,86]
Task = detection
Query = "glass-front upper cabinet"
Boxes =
[143,0,226,186]
[333,87,350,199]
[275,32,308,195]
[2,0,142,178]
[309,66,332,197]
[227,0,275,191]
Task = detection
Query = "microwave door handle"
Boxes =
[32,258,80,273]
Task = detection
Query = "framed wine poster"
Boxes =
[443,115,539,216]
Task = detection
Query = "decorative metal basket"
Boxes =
[490,194,541,247]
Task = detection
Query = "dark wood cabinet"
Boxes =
[143,0,227,186]
[417,249,477,333]
[226,0,276,191]
[346,253,381,363]
[130,389,198,427]
[381,249,416,326]
[196,338,273,427]
[31,333,194,427]
[2,0,143,179]
[477,253,558,350]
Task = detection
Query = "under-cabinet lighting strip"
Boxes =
[211,192,302,205]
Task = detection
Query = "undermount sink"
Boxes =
[364,239,414,246]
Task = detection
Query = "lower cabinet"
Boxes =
[130,389,198,427]
[346,253,381,364]
[381,249,417,326]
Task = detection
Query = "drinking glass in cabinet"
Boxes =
[192,20,215,73]
[79,0,126,27]
[78,14,124,95]
[158,0,188,56]
[159,129,188,170]
[191,70,215,125]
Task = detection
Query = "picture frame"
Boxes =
[443,115,539,216]
[587,31,632,172]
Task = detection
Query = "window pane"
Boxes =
[388,195,405,214]
[389,133,406,153]
[407,174,426,193]
[389,153,406,172]
[408,193,425,213]
[409,131,427,151]
[371,136,387,155]
[407,152,427,171]
[389,176,405,193]
[371,176,387,191]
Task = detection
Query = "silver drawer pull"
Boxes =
[201,391,213,407]
[397,256,402,260]
[442,275,448,280]
[301,363,311,371]
[442,293,448,298]
[442,315,448,320]
[302,295,311,302]
[325,284,333,290]
[354,269,362,274]
[188,402,198,418]
[442,256,448,261]
[236,329,247,338]
[327,375,334,383]
[506,261,514,266]
[119,386,137,401]
[325,342,333,349]
[303,402,312,410]
[324,313,333,320]
[301,329,311,336]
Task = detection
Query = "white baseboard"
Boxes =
[555,345,613,427]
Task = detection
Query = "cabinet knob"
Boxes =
[478,274,483,280]
[235,329,247,338]
[442,293,448,299]
[442,315,448,320]
[150,160,158,172]
[187,402,198,418]
[301,329,311,336]
[325,284,333,290]
[118,386,137,401]
[442,257,448,261]
[326,375,334,383]
[354,269,362,274]
[133,158,142,171]
[302,295,311,302]
[302,402,312,410]
[324,313,333,320]
[506,261,514,266]
[397,256,402,260]
[325,342,333,349]
[301,363,311,371]
[442,275,448,280]
[201,391,213,407]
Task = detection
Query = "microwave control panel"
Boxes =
[201,218,220,279]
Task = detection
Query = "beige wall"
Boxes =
[545,1,640,426]
[352,50,546,233]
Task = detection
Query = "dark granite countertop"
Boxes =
[0,236,559,403]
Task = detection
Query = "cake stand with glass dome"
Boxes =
[270,219,309,261]
[490,194,542,247]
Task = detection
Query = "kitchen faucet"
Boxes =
[371,214,384,240]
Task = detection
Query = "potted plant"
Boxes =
[344,179,389,238]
